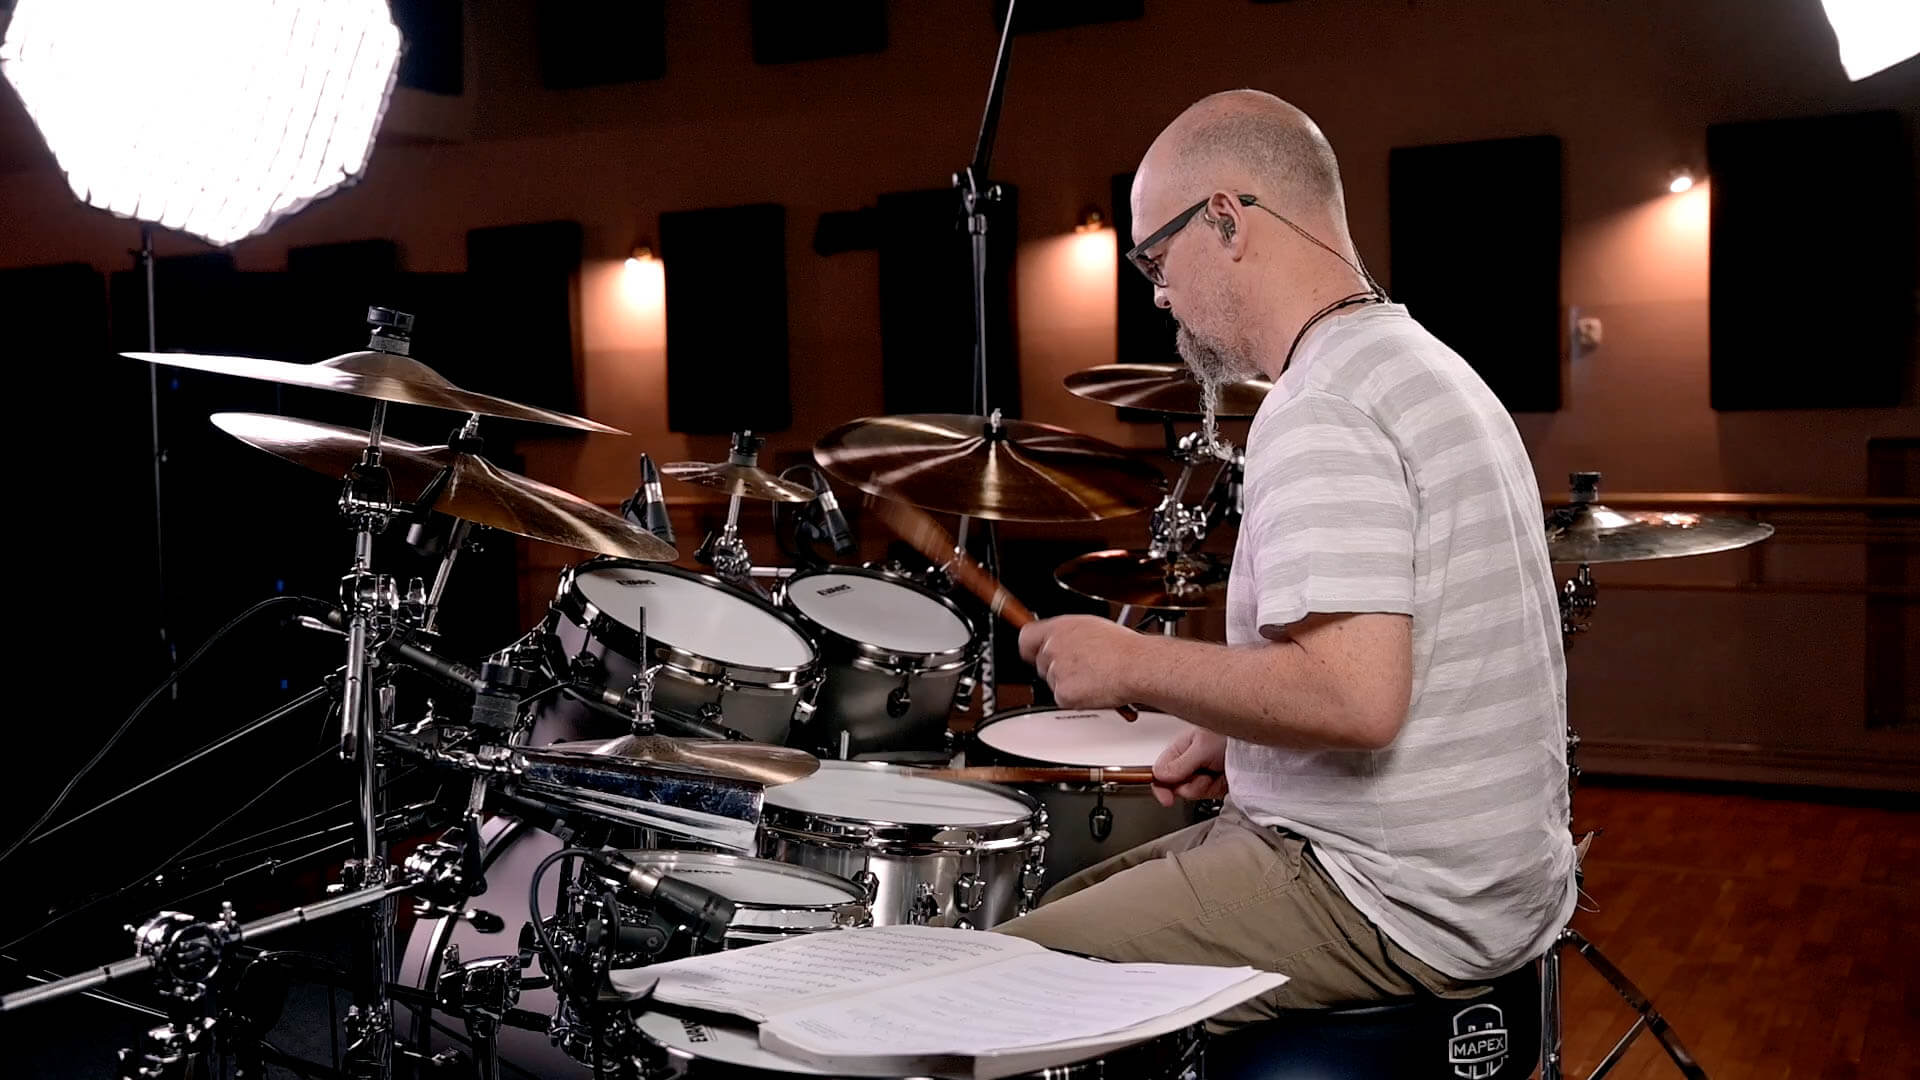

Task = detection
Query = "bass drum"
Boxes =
[970,706,1213,890]
[542,559,821,744]
[400,819,871,1077]
[778,567,976,761]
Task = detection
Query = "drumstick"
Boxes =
[862,494,1140,722]
[924,766,1157,785]
[861,494,1035,627]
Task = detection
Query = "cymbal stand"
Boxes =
[1540,560,1706,1080]
[695,431,761,592]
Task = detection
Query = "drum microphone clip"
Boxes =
[589,849,737,950]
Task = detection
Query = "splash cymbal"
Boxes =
[813,412,1163,523]
[1545,472,1774,564]
[128,350,626,434]
[661,461,817,503]
[1055,549,1231,610]
[211,412,676,561]
[1064,363,1271,419]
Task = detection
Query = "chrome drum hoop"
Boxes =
[618,851,872,939]
[777,565,978,678]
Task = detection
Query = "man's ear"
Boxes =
[1202,191,1246,259]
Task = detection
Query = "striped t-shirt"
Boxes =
[1226,302,1575,981]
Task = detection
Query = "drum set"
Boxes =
[0,306,1773,1080]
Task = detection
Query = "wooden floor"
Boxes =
[1559,782,1918,1079]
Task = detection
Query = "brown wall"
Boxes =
[2,0,1915,784]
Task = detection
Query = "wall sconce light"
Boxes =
[1074,207,1106,233]
[1667,168,1696,194]
[627,242,656,268]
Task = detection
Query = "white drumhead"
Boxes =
[764,761,1030,826]
[977,708,1195,768]
[622,853,859,907]
[575,566,814,669]
[638,1009,836,1075]
[785,572,972,655]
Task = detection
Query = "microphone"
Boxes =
[807,467,856,556]
[622,454,675,546]
[590,849,736,949]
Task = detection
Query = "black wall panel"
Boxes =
[391,0,464,95]
[539,1,666,88]
[1708,111,1915,410]
[752,0,887,64]
[1389,135,1564,412]
[994,0,1144,33]
[463,221,584,420]
[876,186,1021,416]
[661,203,791,433]
[1112,170,1179,369]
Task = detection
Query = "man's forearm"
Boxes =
[1117,634,1390,750]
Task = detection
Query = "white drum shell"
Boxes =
[756,762,1045,929]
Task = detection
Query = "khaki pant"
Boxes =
[994,801,1475,1029]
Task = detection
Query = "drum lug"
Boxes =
[953,873,986,915]
[851,870,879,905]
[697,702,725,724]
[952,670,978,710]
[886,678,912,719]
[909,883,940,926]
[793,696,817,724]
[1089,793,1114,842]
[954,918,975,931]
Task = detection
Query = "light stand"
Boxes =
[1540,475,1707,1080]
[135,227,177,687]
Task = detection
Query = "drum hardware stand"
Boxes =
[1538,479,1708,1080]
[694,431,766,594]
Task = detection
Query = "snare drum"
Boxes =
[757,761,1046,929]
[778,568,976,761]
[972,706,1211,888]
[401,819,870,1077]
[636,1007,1204,1078]
[544,559,821,744]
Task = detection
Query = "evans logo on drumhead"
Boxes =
[613,577,659,588]
[814,583,854,596]
[1448,1002,1508,1079]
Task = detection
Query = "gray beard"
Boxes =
[1177,323,1258,434]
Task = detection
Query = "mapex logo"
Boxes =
[815,583,854,596]
[1448,1002,1509,1079]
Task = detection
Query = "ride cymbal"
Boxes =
[661,461,817,503]
[1055,549,1231,611]
[128,350,626,434]
[1545,471,1774,564]
[1064,363,1271,419]
[211,412,676,561]
[814,412,1163,523]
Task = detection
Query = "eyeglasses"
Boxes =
[1125,193,1258,287]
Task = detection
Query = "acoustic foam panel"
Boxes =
[390,0,463,95]
[1707,111,1915,410]
[539,1,666,89]
[462,221,584,423]
[661,203,792,434]
[994,0,1144,33]
[876,186,1022,417]
[1112,170,1180,371]
[753,0,887,64]
[1389,135,1563,413]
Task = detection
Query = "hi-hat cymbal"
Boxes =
[550,735,819,787]
[128,350,626,434]
[1056,549,1231,611]
[211,412,676,561]
[661,461,816,503]
[1545,472,1773,564]
[813,413,1163,523]
[1064,363,1272,419]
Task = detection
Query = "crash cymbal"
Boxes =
[127,350,626,434]
[813,412,1163,523]
[1064,363,1272,419]
[211,412,676,561]
[549,735,819,787]
[661,461,816,503]
[1055,549,1231,611]
[1545,472,1773,564]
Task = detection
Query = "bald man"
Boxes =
[997,91,1575,1025]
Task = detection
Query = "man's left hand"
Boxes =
[1018,615,1145,709]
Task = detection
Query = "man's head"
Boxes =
[1129,90,1362,391]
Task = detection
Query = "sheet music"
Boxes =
[619,925,1044,1021]
[766,949,1265,1058]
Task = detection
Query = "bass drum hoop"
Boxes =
[779,566,978,676]
[759,763,1044,854]
[551,557,821,690]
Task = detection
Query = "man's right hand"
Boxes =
[1151,727,1229,807]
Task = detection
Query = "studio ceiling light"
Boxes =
[0,0,403,246]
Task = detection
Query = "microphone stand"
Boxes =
[951,0,1021,716]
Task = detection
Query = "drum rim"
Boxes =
[779,565,979,672]
[618,850,872,932]
[554,558,822,687]
[972,704,1184,771]
[759,761,1045,850]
